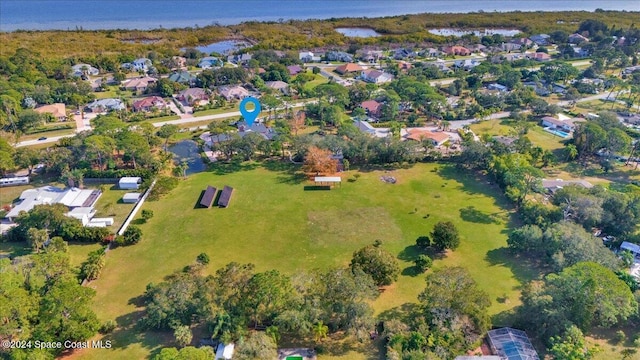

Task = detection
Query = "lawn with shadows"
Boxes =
[77,162,539,359]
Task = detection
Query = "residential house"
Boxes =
[287,65,303,76]
[198,56,223,69]
[442,46,471,56]
[423,48,441,58]
[265,81,289,95]
[571,46,590,58]
[227,53,252,65]
[325,51,353,62]
[429,60,452,73]
[131,58,152,72]
[85,98,125,113]
[454,59,481,70]
[237,121,278,140]
[469,44,487,53]
[353,120,390,138]
[4,186,102,224]
[70,63,100,77]
[360,69,394,84]
[34,103,67,121]
[177,88,209,106]
[122,76,157,94]
[568,33,589,44]
[299,51,321,62]
[397,61,412,72]
[511,37,533,48]
[526,52,552,62]
[541,116,585,132]
[393,48,415,60]
[529,34,551,46]
[360,100,383,118]
[357,49,384,63]
[623,65,640,75]
[335,63,363,75]
[501,42,522,52]
[169,56,187,70]
[541,179,594,193]
[405,129,450,146]
[217,85,249,101]
[491,53,524,63]
[168,71,198,86]
[132,96,167,112]
[487,83,509,92]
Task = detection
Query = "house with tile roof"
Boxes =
[122,76,157,94]
[218,85,249,101]
[34,103,67,121]
[335,63,363,75]
[132,96,167,112]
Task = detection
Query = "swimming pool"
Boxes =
[544,127,570,138]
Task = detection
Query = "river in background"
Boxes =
[1,1,639,32]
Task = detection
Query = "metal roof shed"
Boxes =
[119,177,142,190]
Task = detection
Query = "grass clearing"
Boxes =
[74,162,538,359]
[469,119,566,151]
[93,186,138,230]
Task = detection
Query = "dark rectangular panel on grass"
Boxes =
[200,186,217,208]
[218,186,234,207]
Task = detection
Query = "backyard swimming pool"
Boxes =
[544,127,570,138]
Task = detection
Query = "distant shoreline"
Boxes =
[1,0,639,32]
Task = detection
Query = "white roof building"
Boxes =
[215,343,234,360]
[119,177,142,190]
[5,186,102,222]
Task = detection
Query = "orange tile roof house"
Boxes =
[443,46,471,56]
[335,63,363,75]
[132,96,167,112]
[405,129,450,146]
[360,100,383,117]
[34,103,67,121]
[527,52,552,62]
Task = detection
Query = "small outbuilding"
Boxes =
[314,176,341,187]
[119,177,142,190]
[122,192,141,203]
[215,343,234,360]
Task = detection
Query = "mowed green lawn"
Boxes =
[78,162,538,360]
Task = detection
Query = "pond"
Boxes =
[188,39,250,55]
[335,27,381,38]
[168,140,206,175]
[428,28,521,37]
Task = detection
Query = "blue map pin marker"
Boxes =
[239,97,261,127]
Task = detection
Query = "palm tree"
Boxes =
[565,144,578,161]
[313,321,329,342]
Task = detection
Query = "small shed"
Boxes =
[200,186,217,208]
[122,192,141,203]
[119,177,142,190]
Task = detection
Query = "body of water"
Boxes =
[168,140,206,175]
[335,28,381,38]
[1,1,639,32]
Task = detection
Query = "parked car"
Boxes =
[37,136,47,141]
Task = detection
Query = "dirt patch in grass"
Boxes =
[308,207,402,246]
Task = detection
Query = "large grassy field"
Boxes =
[71,162,538,359]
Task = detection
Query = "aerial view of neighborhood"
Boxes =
[1,1,640,359]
